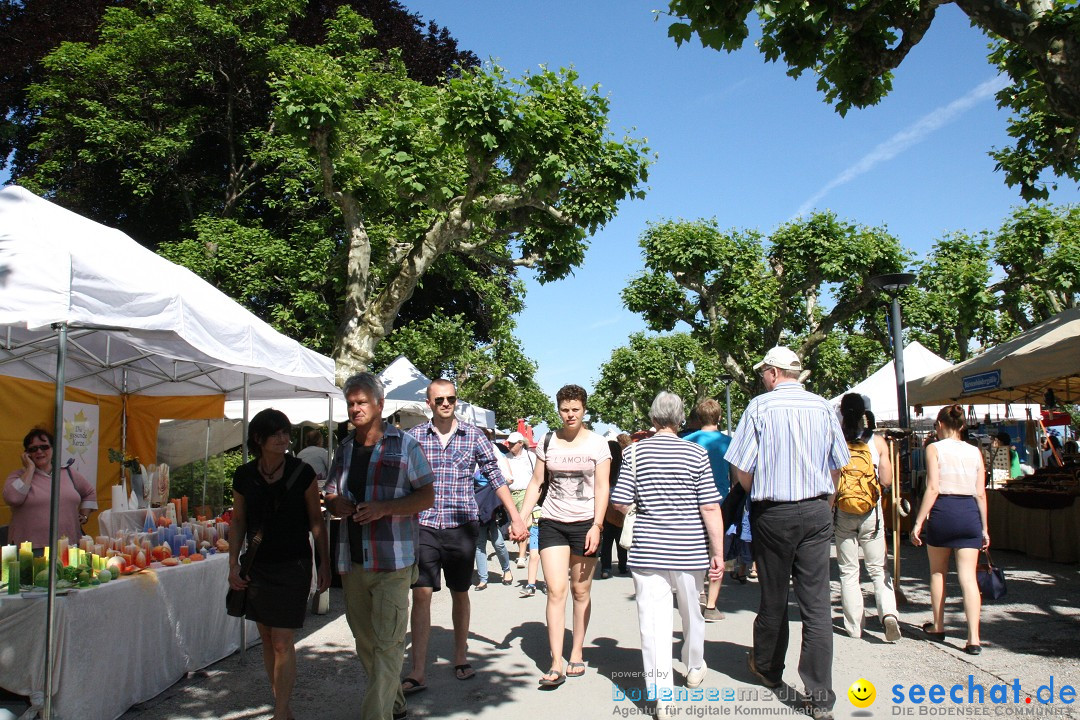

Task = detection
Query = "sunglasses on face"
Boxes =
[27,444,51,453]
[434,395,457,406]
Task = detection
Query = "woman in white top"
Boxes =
[519,384,610,687]
[910,404,988,655]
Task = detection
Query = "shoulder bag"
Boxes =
[618,442,638,550]
[226,461,306,617]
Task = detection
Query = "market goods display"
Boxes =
[1,512,230,597]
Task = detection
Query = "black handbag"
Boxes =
[225,461,305,617]
[976,549,1007,600]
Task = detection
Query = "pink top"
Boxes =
[3,466,98,547]
[932,439,982,496]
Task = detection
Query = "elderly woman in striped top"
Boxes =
[611,392,725,720]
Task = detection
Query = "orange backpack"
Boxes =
[836,440,879,515]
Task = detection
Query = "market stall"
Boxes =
[907,308,1080,562]
[0,554,256,720]
[830,341,1038,426]
[0,185,339,718]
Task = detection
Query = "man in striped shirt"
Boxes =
[725,347,849,720]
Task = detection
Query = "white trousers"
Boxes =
[631,568,706,695]
[834,507,898,637]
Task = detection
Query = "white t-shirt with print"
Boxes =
[537,430,611,523]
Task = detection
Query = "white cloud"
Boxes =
[796,74,1011,216]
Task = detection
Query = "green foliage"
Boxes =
[590,332,743,431]
[663,0,1080,199]
[620,214,907,400]
[904,232,1003,362]
[990,203,1080,328]
[168,450,244,515]
[17,0,649,413]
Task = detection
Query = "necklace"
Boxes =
[258,458,285,480]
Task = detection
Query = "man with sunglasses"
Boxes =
[402,379,527,692]
[725,347,849,720]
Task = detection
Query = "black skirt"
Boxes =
[244,556,312,629]
[924,495,982,549]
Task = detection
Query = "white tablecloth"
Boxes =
[96,507,166,536]
[0,553,256,720]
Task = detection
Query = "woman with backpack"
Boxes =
[910,404,988,655]
[833,394,901,642]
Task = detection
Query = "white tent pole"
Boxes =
[121,369,129,498]
[43,322,68,720]
[202,419,210,512]
[326,395,335,466]
[239,374,250,662]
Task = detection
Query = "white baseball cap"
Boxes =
[753,346,802,372]
[507,431,526,444]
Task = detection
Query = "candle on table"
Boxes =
[18,545,33,585]
[1,545,14,585]
[7,562,19,594]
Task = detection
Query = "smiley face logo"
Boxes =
[848,678,876,708]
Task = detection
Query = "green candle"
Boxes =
[7,562,19,594]
[18,549,33,586]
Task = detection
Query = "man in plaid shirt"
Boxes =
[324,371,435,720]
[401,378,527,691]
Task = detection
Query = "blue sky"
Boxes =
[402,0,1080,418]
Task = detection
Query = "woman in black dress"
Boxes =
[229,409,330,720]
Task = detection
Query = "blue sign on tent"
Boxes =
[962,370,1001,394]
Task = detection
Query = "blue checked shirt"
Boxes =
[324,423,434,571]
[409,420,507,529]
[724,382,849,502]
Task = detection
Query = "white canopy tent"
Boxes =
[830,341,1039,426]
[379,355,496,429]
[217,355,496,435]
[0,185,338,718]
[156,418,244,468]
[908,307,1080,406]
[0,185,337,400]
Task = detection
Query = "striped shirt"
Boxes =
[609,433,721,570]
[724,382,849,502]
[409,420,507,529]
[324,423,434,572]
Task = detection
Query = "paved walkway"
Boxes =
[116,542,1080,720]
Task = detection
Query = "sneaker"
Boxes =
[703,606,725,622]
[517,557,526,569]
[520,584,536,598]
[883,615,901,643]
[685,663,708,689]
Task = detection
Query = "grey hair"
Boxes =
[649,391,685,430]
[342,372,385,404]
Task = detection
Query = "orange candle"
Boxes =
[180,496,188,521]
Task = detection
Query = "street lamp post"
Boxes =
[870,273,917,432]
[870,272,916,605]
[719,374,733,434]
